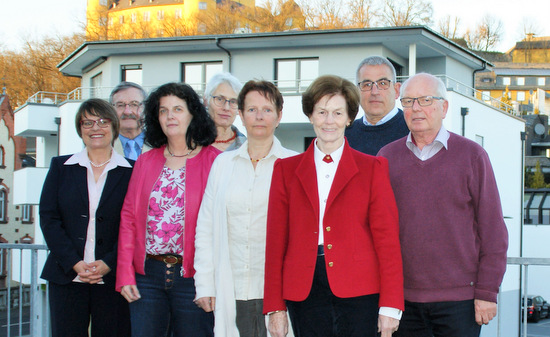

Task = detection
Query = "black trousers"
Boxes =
[393,299,482,337]
[286,255,379,337]
[49,281,130,337]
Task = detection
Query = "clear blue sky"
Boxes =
[1,0,549,52]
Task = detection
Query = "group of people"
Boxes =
[39,55,508,337]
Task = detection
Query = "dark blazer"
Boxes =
[40,154,134,285]
[264,140,404,313]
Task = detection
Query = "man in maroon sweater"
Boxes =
[378,73,508,337]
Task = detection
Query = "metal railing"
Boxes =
[507,257,550,337]
[0,244,48,337]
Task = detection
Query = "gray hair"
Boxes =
[400,73,447,100]
[109,81,147,104]
[204,72,243,99]
[355,56,397,84]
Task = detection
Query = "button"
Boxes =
[97,217,104,222]
[470,282,474,286]
[326,226,331,232]
[327,244,332,250]
[325,174,330,179]
[323,199,327,203]
[328,262,334,267]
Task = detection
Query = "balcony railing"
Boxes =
[24,75,517,116]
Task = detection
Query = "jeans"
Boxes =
[286,255,379,337]
[393,299,482,337]
[129,258,214,337]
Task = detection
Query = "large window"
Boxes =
[121,64,143,85]
[502,77,511,86]
[517,77,525,86]
[0,146,5,168]
[517,91,526,102]
[0,189,7,223]
[181,62,223,93]
[275,58,319,93]
[143,11,151,22]
[539,77,546,86]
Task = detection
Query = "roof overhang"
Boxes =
[58,26,492,77]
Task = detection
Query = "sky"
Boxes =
[1,0,549,52]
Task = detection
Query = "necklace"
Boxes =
[214,130,237,144]
[167,146,193,158]
[250,154,268,163]
[89,158,111,168]
[89,150,112,168]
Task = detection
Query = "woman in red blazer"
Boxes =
[264,75,404,337]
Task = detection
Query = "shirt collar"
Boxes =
[64,147,132,169]
[119,131,145,148]
[406,125,450,150]
[236,136,286,160]
[362,106,399,126]
[313,138,345,166]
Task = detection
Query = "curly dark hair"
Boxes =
[144,82,217,149]
[302,75,360,121]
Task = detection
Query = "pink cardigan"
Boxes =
[116,145,220,291]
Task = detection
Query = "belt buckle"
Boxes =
[162,255,178,264]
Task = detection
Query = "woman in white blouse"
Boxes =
[194,80,297,337]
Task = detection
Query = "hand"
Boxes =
[378,314,399,336]
[73,260,90,275]
[194,297,216,312]
[268,311,288,337]
[77,260,110,284]
[121,285,141,303]
[475,299,497,325]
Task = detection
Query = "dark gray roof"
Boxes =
[494,68,550,76]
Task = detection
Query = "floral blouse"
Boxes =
[145,166,186,256]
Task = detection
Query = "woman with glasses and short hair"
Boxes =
[40,98,132,337]
[203,72,246,151]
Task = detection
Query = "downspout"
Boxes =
[472,61,487,92]
[215,38,232,73]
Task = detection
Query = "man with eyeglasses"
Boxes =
[378,73,508,337]
[345,56,409,155]
[110,82,151,160]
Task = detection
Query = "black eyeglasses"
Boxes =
[80,118,113,129]
[113,101,143,111]
[211,95,238,109]
[357,79,392,91]
[400,96,444,108]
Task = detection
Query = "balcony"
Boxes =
[13,168,49,205]
[13,103,59,138]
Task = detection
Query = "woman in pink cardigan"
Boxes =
[116,83,220,337]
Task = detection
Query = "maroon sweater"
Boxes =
[378,132,508,303]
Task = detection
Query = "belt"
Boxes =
[317,245,324,256]
[146,254,182,265]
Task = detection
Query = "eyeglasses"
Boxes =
[400,96,444,108]
[211,95,238,109]
[80,118,113,129]
[113,101,143,111]
[357,79,392,91]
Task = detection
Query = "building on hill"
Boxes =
[509,36,550,64]
[0,89,35,244]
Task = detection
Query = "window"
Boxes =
[131,12,137,23]
[199,2,207,10]
[502,77,511,86]
[121,64,143,85]
[175,9,182,19]
[119,15,124,24]
[21,205,33,224]
[503,90,512,98]
[157,10,164,20]
[90,72,103,98]
[517,77,525,86]
[182,62,223,93]
[275,58,319,92]
[0,189,7,223]
[539,77,546,86]
[482,91,491,101]
[0,146,5,168]
[143,11,150,22]
[108,17,113,26]
[517,91,526,101]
